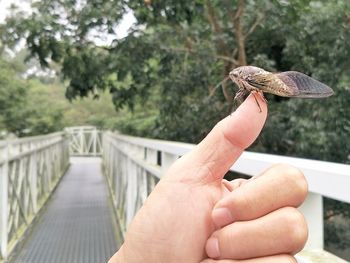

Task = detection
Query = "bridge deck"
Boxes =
[11,157,119,263]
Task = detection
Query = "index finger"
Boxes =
[179,93,267,183]
[212,164,308,228]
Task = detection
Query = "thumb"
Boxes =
[172,93,267,183]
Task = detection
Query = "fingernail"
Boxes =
[206,237,220,258]
[212,207,233,227]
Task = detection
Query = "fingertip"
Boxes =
[236,93,268,119]
[222,93,268,150]
[206,237,220,259]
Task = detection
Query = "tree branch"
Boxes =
[208,76,230,98]
[244,13,264,39]
[232,48,237,58]
[230,0,247,65]
[215,55,238,65]
[159,46,238,64]
[221,80,234,111]
[204,0,234,63]
[205,0,223,35]
[233,0,244,21]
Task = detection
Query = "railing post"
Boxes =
[79,128,84,155]
[93,129,97,156]
[161,152,178,175]
[298,192,324,250]
[0,144,9,259]
[30,149,38,213]
[126,159,137,226]
[145,148,157,165]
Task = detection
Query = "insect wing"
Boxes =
[246,73,275,90]
[276,71,334,98]
[244,72,296,96]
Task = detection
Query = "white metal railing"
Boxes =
[1,127,347,262]
[101,132,350,263]
[65,126,102,156]
[0,132,70,260]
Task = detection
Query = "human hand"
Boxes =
[108,94,308,263]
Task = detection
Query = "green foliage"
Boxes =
[63,46,110,99]
[5,0,348,158]
[24,79,65,135]
[0,65,65,137]
[0,53,66,137]
[24,77,126,133]
[61,88,122,129]
[324,198,350,254]
[0,54,127,137]
[0,58,30,136]
[252,1,350,164]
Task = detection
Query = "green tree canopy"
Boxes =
[1,0,350,160]
[0,58,29,135]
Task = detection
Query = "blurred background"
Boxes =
[0,0,349,260]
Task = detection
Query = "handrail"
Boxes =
[103,132,350,203]
[0,137,65,164]
[1,127,348,262]
[101,131,350,263]
[0,132,64,146]
[234,151,350,204]
[0,132,70,260]
[106,132,194,156]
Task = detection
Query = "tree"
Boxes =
[1,0,273,133]
[0,53,63,137]
[2,0,350,161]
[0,57,30,136]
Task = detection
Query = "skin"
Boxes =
[109,94,308,263]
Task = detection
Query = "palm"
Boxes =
[121,166,225,262]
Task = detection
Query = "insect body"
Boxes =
[229,66,334,111]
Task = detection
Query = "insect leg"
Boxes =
[258,90,268,104]
[251,90,262,112]
[233,89,249,109]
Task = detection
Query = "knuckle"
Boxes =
[275,163,308,198]
[274,163,303,179]
[282,208,308,253]
[216,191,250,216]
[229,193,252,216]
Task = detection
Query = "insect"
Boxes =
[229,66,334,111]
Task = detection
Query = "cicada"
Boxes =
[229,66,334,111]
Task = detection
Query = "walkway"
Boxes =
[10,158,119,263]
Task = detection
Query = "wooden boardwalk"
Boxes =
[10,158,119,263]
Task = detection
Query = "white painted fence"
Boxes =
[102,132,350,263]
[65,126,102,156]
[1,127,348,262]
[0,132,69,260]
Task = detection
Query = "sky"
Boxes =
[93,11,136,45]
[0,0,31,23]
[0,0,136,40]
[0,0,136,76]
